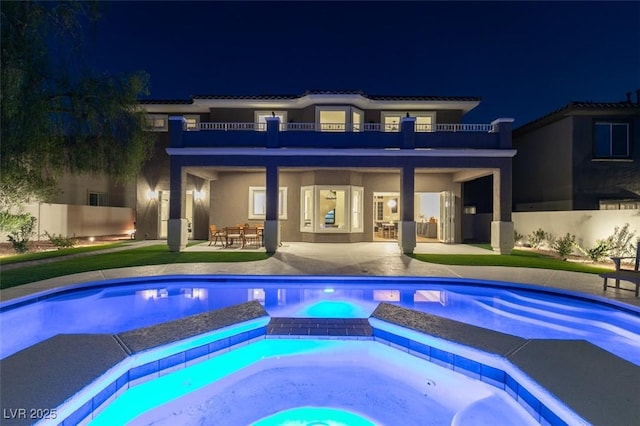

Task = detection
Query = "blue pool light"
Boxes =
[323,288,335,293]
[251,407,376,426]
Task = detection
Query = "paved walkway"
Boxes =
[2,241,639,308]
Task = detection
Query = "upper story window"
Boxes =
[185,115,200,131]
[88,192,108,206]
[319,110,346,132]
[147,114,168,132]
[255,111,287,131]
[381,112,436,132]
[315,106,363,132]
[594,122,630,158]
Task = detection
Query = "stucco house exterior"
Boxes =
[137,90,516,254]
[512,94,640,212]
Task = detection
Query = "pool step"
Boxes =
[267,317,373,337]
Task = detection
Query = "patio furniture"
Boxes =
[600,241,640,297]
[242,226,261,248]
[208,225,225,246]
[224,226,244,247]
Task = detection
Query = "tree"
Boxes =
[0,1,155,217]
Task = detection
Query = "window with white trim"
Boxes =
[381,112,436,132]
[315,106,363,132]
[185,115,200,131]
[594,122,630,158]
[248,187,287,219]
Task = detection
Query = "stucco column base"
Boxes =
[491,221,514,254]
[399,221,416,254]
[168,219,188,252]
[263,220,279,253]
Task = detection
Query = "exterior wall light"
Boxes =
[147,190,159,200]
[194,190,206,201]
[387,199,397,209]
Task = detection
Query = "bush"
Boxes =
[576,240,610,262]
[528,228,552,249]
[6,214,37,253]
[605,223,637,257]
[553,233,576,259]
[514,229,524,245]
[43,231,76,249]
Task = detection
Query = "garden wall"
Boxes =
[512,209,640,249]
[2,203,135,241]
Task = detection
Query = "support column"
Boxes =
[264,165,279,253]
[400,116,416,149]
[491,162,514,254]
[400,166,416,254]
[167,116,189,252]
[265,116,280,148]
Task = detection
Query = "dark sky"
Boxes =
[88,1,640,126]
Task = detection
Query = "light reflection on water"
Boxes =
[1,279,639,365]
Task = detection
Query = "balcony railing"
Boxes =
[196,122,495,132]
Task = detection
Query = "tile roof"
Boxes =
[515,100,640,134]
[139,99,193,105]
[187,90,481,102]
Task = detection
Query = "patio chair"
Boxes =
[208,225,225,246]
[224,226,243,247]
[242,226,261,248]
[600,241,640,297]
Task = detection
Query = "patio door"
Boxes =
[439,191,455,243]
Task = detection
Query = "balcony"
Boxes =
[172,118,513,150]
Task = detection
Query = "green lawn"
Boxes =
[0,243,612,291]
[0,245,271,289]
[409,249,612,274]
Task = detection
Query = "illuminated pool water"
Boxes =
[2,275,639,365]
[90,339,539,426]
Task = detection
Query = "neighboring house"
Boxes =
[138,90,516,254]
[512,94,640,212]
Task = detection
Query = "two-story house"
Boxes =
[513,94,640,212]
[138,90,516,254]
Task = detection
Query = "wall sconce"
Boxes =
[387,199,397,209]
[147,190,159,200]
[194,190,206,201]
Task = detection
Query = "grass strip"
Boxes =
[0,245,271,289]
[410,249,612,274]
[0,242,128,265]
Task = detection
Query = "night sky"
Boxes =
[88,1,640,126]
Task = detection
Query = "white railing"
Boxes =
[198,122,264,131]
[435,123,494,132]
[286,123,316,131]
[196,122,494,132]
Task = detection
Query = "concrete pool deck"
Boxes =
[1,241,639,308]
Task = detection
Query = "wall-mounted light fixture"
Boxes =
[194,190,206,201]
[387,199,397,209]
[147,190,159,200]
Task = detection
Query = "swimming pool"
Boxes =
[2,275,639,365]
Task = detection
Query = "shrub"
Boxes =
[43,231,76,249]
[514,229,524,245]
[605,223,637,257]
[553,233,576,259]
[6,214,37,253]
[528,228,552,249]
[576,240,610,262]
